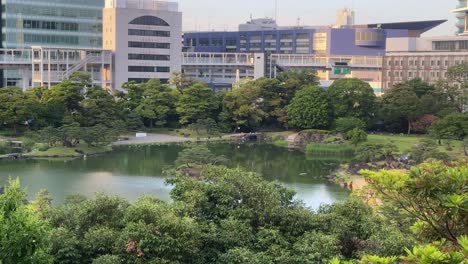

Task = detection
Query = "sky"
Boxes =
[178,0,457,36]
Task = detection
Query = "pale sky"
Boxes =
[178,0,457,36]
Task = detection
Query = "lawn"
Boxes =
[367,134,464,158]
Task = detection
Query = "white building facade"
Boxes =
[103,0,182,91]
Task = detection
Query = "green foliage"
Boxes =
[91,255,122,264]
[431,113,468,141]
[134,79,178,127]
[188,118,219,136]
[335,117,367,134]
[361,159,468,245]
[0,178,52,264]
[408,139,450,163]
[355,143,399,163]
[288,86,333,129]
[328,78,378,126]
[176,83,217,125]
[347,128,368,146]
[175,145,228,167]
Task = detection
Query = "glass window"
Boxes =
[128,54,170,61]
[128,29,170,37]
[128,66,170,72]
[128,41,170,49]
[129,16,169,26]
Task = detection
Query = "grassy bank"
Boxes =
[24,144,112,158]
[367,134,464,158]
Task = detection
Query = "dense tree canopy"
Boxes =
[328,78,377,126]
[288,86,332,129]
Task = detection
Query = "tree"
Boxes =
[0,178,52,263]
[408,139,450,163]
[79,87,121,128]
[328,78,378,126]
[335,117,367,135]
[222,86,266,131]
[447,62,468,113]
[0,87,39,134]
[431,113,468,142]
[361,159,468,245]
[347,128,368,146]
[169,71,197,94]
[135,79,177,127]
[188,118,219,136]
[175,145,228,167]
[176,83,217,125]
[381,84,422,134]
[276,70,319,101]
[288,86,332,129]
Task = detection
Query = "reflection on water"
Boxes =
[0,143,349,209]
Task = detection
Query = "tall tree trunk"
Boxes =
[407,120,412,135]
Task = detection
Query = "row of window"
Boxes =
[128,54,170,61]
[128,41,170,49]
[128,66,170,73]
[388,59,466,67]
[128,78,169,84]
[23,20,79,31]
[355,31,385,42]
[128,29,170,37]
[190,33,313,47]
[433,40,468,51]
[387,71,448,78]
[24,34,79,45]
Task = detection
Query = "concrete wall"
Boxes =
[103,1,182,91]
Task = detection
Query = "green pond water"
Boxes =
[0,143,350,210]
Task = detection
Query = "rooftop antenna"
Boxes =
[275,0,278,21]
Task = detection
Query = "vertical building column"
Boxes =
[20,66,29,91]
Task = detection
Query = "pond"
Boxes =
[0,143,350,210]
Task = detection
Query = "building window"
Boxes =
[445,60,449,66]
[128,54,170,61]
[437,60,440,66]
[128,78,169,84]
[199,38,209,46]
[128,29,170,37]
[226,38,237,46]
[433,41,456,51]
[409,71,413,78]
[211,38,223,46]
[129,16,169,26]
[128,66,170,73]
[128,41,170,49]
[421,60,425,66]
[313,33,327,53]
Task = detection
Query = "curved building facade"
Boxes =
[103,0,182,91]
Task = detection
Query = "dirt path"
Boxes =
[113,133,190,146]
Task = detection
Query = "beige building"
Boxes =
[383,36,468,91]
[103,0,182,91]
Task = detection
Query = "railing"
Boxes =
[271,54,383,68]
[182,52,255,66]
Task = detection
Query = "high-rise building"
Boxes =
[453,0,468,35]
[103,0,182,91]
[0,0,104,86]
[0,0,104,49]
[335,7,355,28]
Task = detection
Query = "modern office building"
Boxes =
[182,20,445,93]
[383,35,468,91]
[453,0,468,35]
[0,0,105,86]
[103,0,182,91]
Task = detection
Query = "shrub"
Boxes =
[347,128,368,146]
[335,117,366,134]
